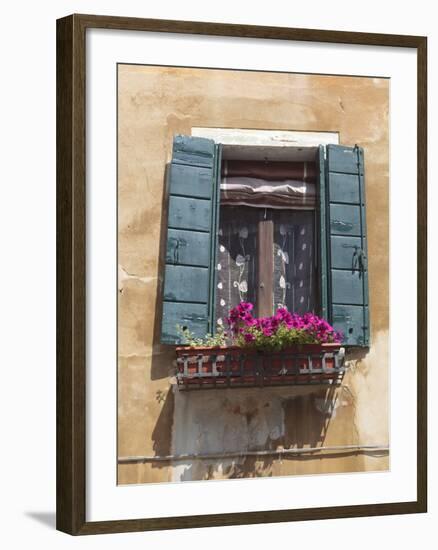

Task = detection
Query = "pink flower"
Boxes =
[227,301,342,346]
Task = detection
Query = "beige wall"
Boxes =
[117,65,389,484]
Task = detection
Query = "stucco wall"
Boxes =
[117,65,389,484]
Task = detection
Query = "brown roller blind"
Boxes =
[220,160,317,210]
[222,160,317,181]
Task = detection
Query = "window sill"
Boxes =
[175,343,345,390]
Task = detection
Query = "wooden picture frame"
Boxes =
[56,13,427,535]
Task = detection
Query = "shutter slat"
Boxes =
[330,235,365,269]
[161,135,217,344]
[327,145,362,174]
[161,303,209,341]
[172,135,216,168]
[166,229,210,267]
[332,305,366,346]
[169,164,214,198]
[325,144,369,347]
[331,271,364,305]
[329,173,360,204]
[330,204,361,236]
[168,196,212,232]
[163,265,209,303]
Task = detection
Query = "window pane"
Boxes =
[273,210,317,314]
[215,206,259,327]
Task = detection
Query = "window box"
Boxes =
[175,343,345,390]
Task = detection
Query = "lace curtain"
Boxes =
[215,207,316,325]
[215,206,259,328]
[273,210,316,313]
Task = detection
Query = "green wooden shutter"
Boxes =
[161,135,220,344]
[320,144,370,346]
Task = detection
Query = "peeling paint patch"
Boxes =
[171,388,290,481]
[118,265,157,290]
[314,397,340,416]
[346,329,389,444]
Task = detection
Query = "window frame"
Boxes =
[213,141,322,322]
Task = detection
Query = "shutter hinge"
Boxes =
[354,144,362,172]
[352,246,367,275]
[173,238,180,264]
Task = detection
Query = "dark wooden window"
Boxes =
[215,206,317,323]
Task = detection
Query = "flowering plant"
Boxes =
[176,302,342,350]
[176,324,228,348]
[227,302,343,351]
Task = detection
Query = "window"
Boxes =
[161,135,369,347]
[216,207,317,320]
[215,154,318,323]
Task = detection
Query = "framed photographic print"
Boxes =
[56,14,427,535]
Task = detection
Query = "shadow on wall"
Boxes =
[282,386,338,448]
[150,385,341,480]
[151,387,175,460]
[345,346,369,364]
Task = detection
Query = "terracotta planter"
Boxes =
[175,343,344,390]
